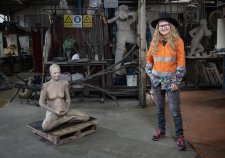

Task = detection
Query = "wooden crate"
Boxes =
[27,117,97,145]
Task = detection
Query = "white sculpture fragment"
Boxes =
[106,5,137,75]
[60,0,72,14]
[43,29,51,62]
[188,19,212,57]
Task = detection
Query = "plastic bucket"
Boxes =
[126,75,137,86]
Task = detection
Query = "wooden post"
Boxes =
[138,0,147,108]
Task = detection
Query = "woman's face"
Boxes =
[50,66,61,81]
[158,20,171,36]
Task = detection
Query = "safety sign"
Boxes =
[64,15,73,28]
[64,15,92,28]
[83,15,92,28]
[73,15,82,28]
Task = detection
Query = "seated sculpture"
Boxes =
[188,19,212,57]
[39,64,89,131]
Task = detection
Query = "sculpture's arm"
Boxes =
[189,27,198,37]
[64,81,71,111]
[129,11,137,23]
[107,16,119,24]
[39,83,56,114]
[205,29,212,37]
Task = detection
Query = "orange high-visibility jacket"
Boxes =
[146,37,185,76]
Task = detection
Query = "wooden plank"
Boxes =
[208,62,222,84]
[198,62,204,83]
[199,63,210,84]
[52,120,97,136]
[205,68,214,84]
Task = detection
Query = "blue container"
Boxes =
[34,73,42,85]
[126,67,137,75]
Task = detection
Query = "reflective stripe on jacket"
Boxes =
[146,37,185,76]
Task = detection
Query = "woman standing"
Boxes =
[145,12,186,151]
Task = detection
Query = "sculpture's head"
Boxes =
[200,19,207,25]
[49,64,61,81]
[119,5,129,11]
[118,5,129,20]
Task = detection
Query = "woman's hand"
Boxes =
[171,83,178,91]
[145,66,152,77]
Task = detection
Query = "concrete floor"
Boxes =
[0,95,199,158]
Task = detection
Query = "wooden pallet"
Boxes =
[27,117,97,145]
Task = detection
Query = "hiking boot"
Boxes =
[152,128,166,141]
[176,135,186,151]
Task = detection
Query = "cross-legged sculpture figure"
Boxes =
[106,5,137,75]
[39,64,89,131]
[188,19,212,57]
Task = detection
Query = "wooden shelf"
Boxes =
[217,3,225,8]
[43,60,107,101]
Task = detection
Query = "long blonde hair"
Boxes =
[150,23,180,55]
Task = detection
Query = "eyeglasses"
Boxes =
[158,24,170,29]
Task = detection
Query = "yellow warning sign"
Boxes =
[64,15,73,28]
[83,15,92,28]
